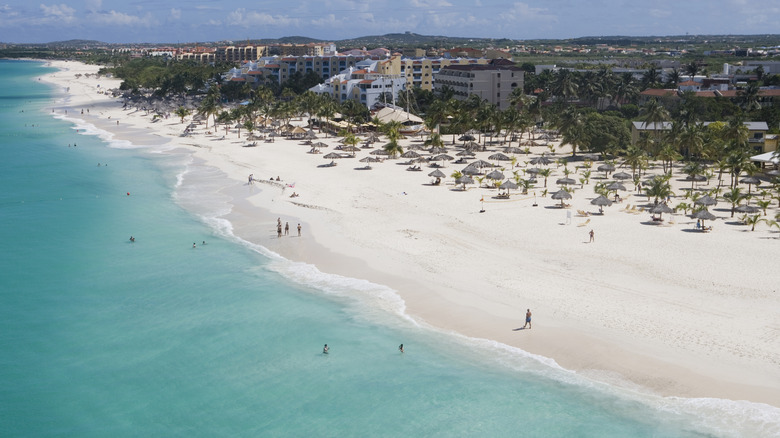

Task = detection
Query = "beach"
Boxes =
[42,59,780,410]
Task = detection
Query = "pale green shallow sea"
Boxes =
[0,59,777,437]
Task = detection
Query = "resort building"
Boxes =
[400,57,489,91]
[433,59,524,110]
[308,58,406,108]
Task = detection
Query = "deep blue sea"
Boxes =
[1,59,777,437]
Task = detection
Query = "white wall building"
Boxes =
[309,59,406,108]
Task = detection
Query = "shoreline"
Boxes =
[38,60,780,410]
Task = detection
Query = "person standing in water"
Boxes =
[323,344,329,354]
[399,344,404,353]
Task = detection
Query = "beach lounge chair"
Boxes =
[577,218,591,227]
[620,204,631,212]
[576,210,590,217]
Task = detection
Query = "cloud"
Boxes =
[410,0,453,7]
[84,0,102,12]
[170,8,181,20]
[40,3,76,23]
[87,9,153,26]
[504,2,556,23]
[649,9,672,18]
[226,8,298,27]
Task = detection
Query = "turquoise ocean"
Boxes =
[0,59,777,437]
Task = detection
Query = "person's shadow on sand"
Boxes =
[512,327,528,331]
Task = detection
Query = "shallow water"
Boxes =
[0,59,777,437]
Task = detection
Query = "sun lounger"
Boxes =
[576,210,590,217]
[577,218,591,227]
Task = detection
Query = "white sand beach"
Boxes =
[42,60,780,407]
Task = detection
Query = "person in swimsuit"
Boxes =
[523,309,532,329]
[323,344,329,354]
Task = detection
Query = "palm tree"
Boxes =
[737,82,762,112]
[622,145,648,179]
[557,106,586,156]
[722,187,743,217]
[537,168,552,187]
[744,214,762,231]
[656,142,682,175]
[552,69,578,106]
[684,62,699,79]
[644,175,674,205]
[198,86,221,128]
[678,123,705,160]
[665,68,682,88]
[424,132,444,150]
[641,67,661,90]
[175,106,191,124]
[613,72,638,108]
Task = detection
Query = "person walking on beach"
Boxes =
[323,344,329,354]
[297,223,302,237]
[589,229,594,243]
[523,309,532,329]
[284,222,290,236]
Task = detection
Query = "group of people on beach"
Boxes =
[323,344,404,354]
[277,217,301,238]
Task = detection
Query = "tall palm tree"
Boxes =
[552,69,578,106]
[665,68,682,88]
[678,123,705,160]
[613,72,638,107]
[644,175,674,205]
[722,187,743,217]
[621,145,648,179]
[557,106,586,156]
[656,142,682,175]
[198,86,221,128]
[737,82,762,112]
[684,62,699,79]
[641,67,661,90]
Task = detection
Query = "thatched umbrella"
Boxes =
[470,159,494,168]
[597,163,616,177]
[694,195,717,207]
[691,209,717,230]
[612,171,632,180]
[455,175,474,189]
[323,152,345,159]
[360,156,382,163]
[551,189,572,207]
[428,169,446,178]
[488,153,511,162]
[735,204,760,214]
[456,150,475,157]
[431,154,454,162]
[401,150,421,159]
[606,181,627,192]
[556,177,576,186]
[649,202,673,220]
[486,170,505,180]
[500,180,518,190]
[739,176,761,195]
[591,195,613,214]
[461,165,481,175]
[530,155,552,166]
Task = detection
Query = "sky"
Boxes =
[0,0,777,44]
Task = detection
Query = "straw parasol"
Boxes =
[694,195,717,206]
[530,155,552,166]
[488,153,512,162]
[500,180,518,190]
[590,195,613,213]
[612,171,632,180]
[428,169,446,178]
[739,176,761,194]
[551,189,572,207]
[556,177,576,186]
[486,170,505,180]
